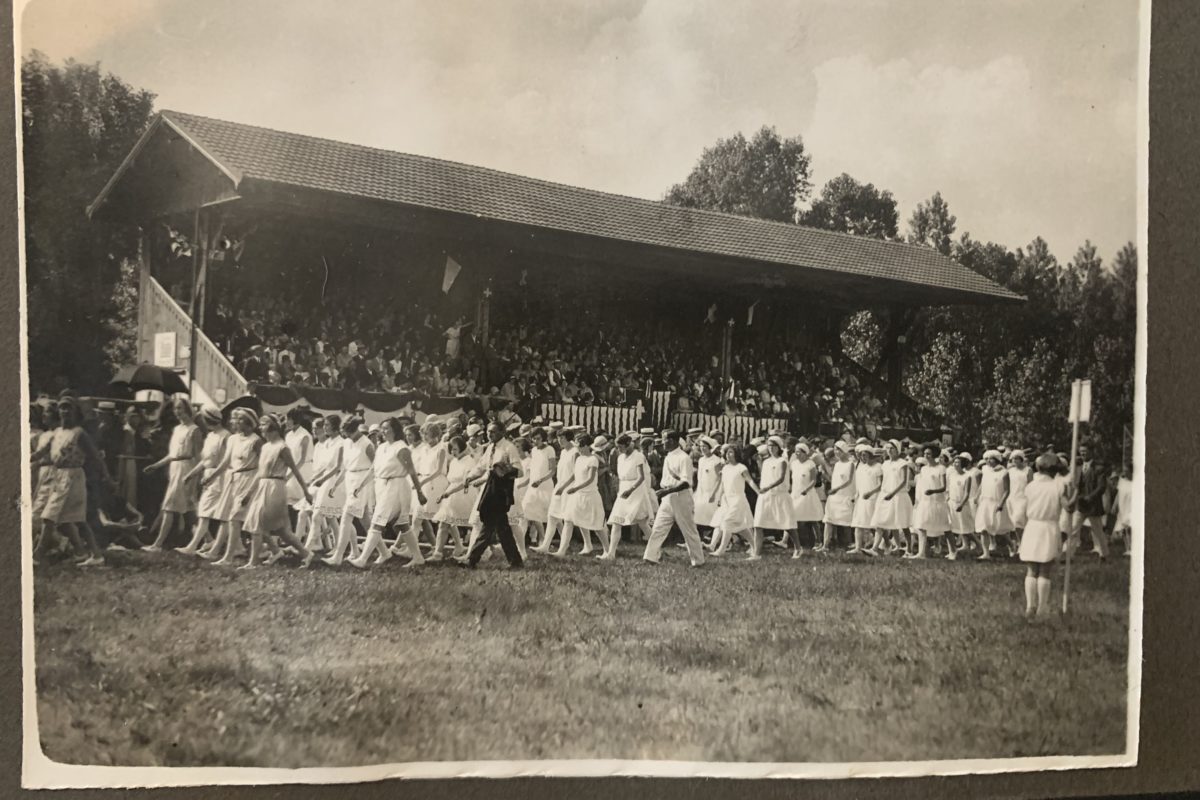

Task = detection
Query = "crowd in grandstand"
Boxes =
[30,390,1132,619]
[203,285,934,433]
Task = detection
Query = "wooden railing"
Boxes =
[142,275,247,403]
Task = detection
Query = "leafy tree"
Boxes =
[799,173,899,239]
[979,339,1071,449]
[664,126,812,223]
[22,51,156,393]
[906,191,956,255]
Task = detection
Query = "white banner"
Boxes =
[539,403,641,436]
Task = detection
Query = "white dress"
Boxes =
[370,439,413,528]
[340,436,375,519]
[946,468,976,534]
[196,429,230,520]
[713,463,754,532]
[1006,466,1031,528]
[822,460,856,526]
[1115,477,1133,529]
[974,465,1014,534]
[911,465,950,535]
[510,456,530,527]
[214,433,259,523]
[415,442,449,521]
[870,459,913,530]
[548,447,577,520]
[753,455,794,530]
[522,444,556,524]
[1019,474,1064,563]
[566,452,605,530]
[312,438,346,519]
[285,426,314,508]
[433,454,477,527]
[243,440,291,534]
[1055,473,1071,533]
[851,462,883,529]
[607,450,654,526]
[790,458,824,522]
[161,422,200,513]
[693,454,722,527]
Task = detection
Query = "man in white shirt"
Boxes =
[642,430,706,567]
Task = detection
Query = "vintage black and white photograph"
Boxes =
[19,0,1144,786]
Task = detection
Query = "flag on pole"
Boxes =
[442,256,463,293]
[705,303,717,324]
[747,300,759,326]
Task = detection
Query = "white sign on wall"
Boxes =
[154,332,177,367]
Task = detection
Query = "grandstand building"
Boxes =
[89,111,1022,439]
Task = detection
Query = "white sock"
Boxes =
[1025,575,1037,612]
[1037,576,1052,612]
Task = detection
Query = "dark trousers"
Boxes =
[468,508,523,567]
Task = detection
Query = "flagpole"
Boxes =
[1063,379,1082,615]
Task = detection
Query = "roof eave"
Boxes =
[86,111,245,220]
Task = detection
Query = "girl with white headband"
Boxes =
[869,439,914,555]
[753,436,799,560]
[974,449,1014,560]
[789,441,824,553]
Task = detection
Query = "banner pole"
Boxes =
[1063,379,1082,615]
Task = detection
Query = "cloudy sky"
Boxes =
[20,0,1140,262]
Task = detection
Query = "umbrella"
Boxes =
[111,364,189,395]
[221,395,263,424]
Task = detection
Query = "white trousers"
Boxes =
[643,490,706,564]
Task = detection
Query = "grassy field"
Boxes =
[33,540,1131,767]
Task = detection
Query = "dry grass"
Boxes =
[33,541,1130,767]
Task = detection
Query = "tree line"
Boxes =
[666,127,1135,461]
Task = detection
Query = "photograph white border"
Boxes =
[16,0,1149,787]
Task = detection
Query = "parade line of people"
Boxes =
[31,393,1133,620]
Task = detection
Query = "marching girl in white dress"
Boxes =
[1019,453,1071,618]
[414,422,449,546]
[349,418,425,568]
[323,418,375,566]
[790,443,824,551]
[555,434,609,557]
[283,409,314,544]
[307,415,347,554]
[870,440,914,555]
[31,397,109,566]
[388,423,429,558]
[1112,464,1133,557]
[849,445,883,556]
[240,414,315,569]
[754,436,799,560]
[1006,450,1032,551]
[602,433,655,560]
[534,429,577,554]
[180,406,230,556]
[974,450,1013,560]
[818,442,856,553]
[289,417,325,551]
[521,428,556,550]
[909,446,951,559]
[430,436,475,560]
[510,438,532,559]
[206,408,262,566]
[945,452,976,559]
[30,405,59,535]
[709,445,761,559]
[145,397,203,551]
[693,437,723,544]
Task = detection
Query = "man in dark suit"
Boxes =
[1073,442,1110,560]
[459,422,525,569]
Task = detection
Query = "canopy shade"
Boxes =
[90,110,1023,309]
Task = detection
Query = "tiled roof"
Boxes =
[150,111,1023,302]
